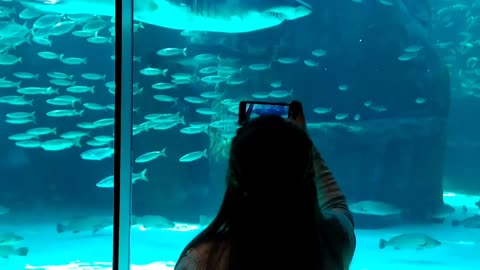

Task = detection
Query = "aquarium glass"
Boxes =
[0,0,479,270]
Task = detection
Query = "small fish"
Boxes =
[135,148,167,163]
[50,79,75,87]
[179,149,208,162]
[6,112,35,119]
[77,122,98,129]
[350,200,402,216]
[377,0,394,6]
[0,79,21,89]
[270,80,282,88]
[152,82,176,90]
[18,86,57,95]
[8,133,38,141]
[60,131,90,140]
[81,73,106,80]
[72,30,95,37]
[37,51,58,60]
[475,200,480,209]
[67,85,95,94]
[404,45,424,53]
[60,54,87,65]
[201,75,227,84]
[363,100,373,107]
[415,97,427,104]
[87,140,108,147]
[153,94,178,104]
[269,89,293,98]
[139,67,168,76]
[252,92,270,99]
[184,96,207,104]
[41,139,81,151]
[379,233,441,250]
[338,84,348,91]
[84,103,107,111]
[80,147,114,160]
[94,118,115,127]
[0,54,22,65]
[87,36,111,44]
[210,119,236,129]
[312,49,327,57]
[47,96,81,107]
[277,57,299,64]
[196,108,217,115]
[304,59,319,67]
[398,52,417,61]
[96,169,149,188]
[13,72,39,80]
[335,113,349,120]
[46,109,84,117]
[16,140,42,148]
[5,118,35,125]
[171,73,193,80]
[248,63,271,71]
[47,72,73,80]
[180,126,207,135]
[200,91,223,99]
[156,48,187,56]
[313,107,332,114]
[93,135,114,142]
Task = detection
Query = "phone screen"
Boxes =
[239,101,290,125]
[247,103,289,118]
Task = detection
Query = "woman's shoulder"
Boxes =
[175,239,230,270]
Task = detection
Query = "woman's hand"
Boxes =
[288,101,307,130]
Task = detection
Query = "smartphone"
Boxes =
[238,101,291,125]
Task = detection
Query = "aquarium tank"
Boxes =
[0,0,479,269]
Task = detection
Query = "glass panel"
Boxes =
[129,1,478,270]
[0,1,115,269]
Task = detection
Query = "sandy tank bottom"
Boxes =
[0,192,478,270]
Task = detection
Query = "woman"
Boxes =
[175,109,356,270]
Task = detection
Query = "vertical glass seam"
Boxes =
[113,0,134,269]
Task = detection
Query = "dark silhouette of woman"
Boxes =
[175,103,355,269]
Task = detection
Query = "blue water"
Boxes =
[0,0,479,269]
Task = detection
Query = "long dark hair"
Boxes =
[177,115,341,269]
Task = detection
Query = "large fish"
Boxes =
[18,0,313,33]
[379,233,441,250]
[452,215,480,228]
[349,200,403,216]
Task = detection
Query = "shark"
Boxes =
[18,0,313,33]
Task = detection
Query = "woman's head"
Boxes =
[227,115,316,212]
